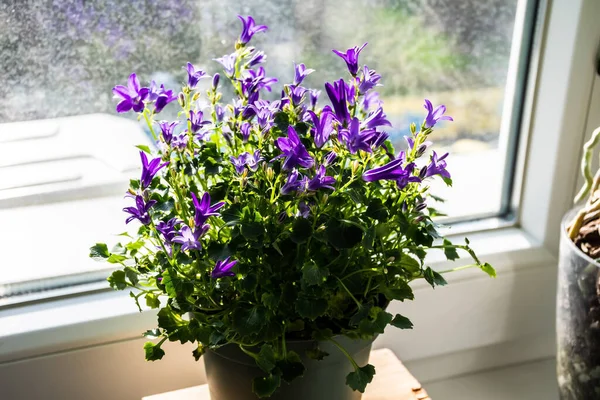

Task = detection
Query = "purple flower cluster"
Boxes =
[112,14,456,286]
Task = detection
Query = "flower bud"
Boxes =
[178,92,186,108]
[351,160,360,175]
[324,151,337,167]
[419,167,428,180]
[266,167,274,181]
[241,177,248,190]
[192,92,201,102]
[277,211,288,224]
[401,201,408,213]
[414,215,425,223]
[321,193,329,205]
[415,202,427,212]
[212,73,220,90]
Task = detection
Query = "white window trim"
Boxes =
[1,0,598,398]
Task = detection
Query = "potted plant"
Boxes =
[558,126,600,399]
[90,15,495,400]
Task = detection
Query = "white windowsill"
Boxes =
[0,225,554,365]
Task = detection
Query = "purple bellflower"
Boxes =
[123,195,156,225]
[240,122,251,142]
[149,82,177,113]
[140,151,168,189]
[247,150,263,171]
[212,257,238,278]
[113,73,149,113]
[247,50,267,67]
[362,107,391,129]
[309,89,321,109]
[156,218,181,243]
[214,53,237,77]
[325,79,351,125]
[158,121,178,144]
[425,151,451,179]
[288,85,307,106]
[307,165,336,191]
[189,110,211,133]
[362,91,382,112]
[297,201,311,219]
[186,63,209,89]
[237,15,268,45]
[191,192,225,226]
[230,153,249,174]
[273,126,315,170]
[324,151,337,166]
[332,43,368,76]
[241,67,278,96]
[423,99,453,128]
[281,169,302,195]
[293,63,315,86]
[172,224,209,252]
[249,100,277,129]
[362,153,421,190]
[339,117,378,154]
[358,66,381,94]
[215,104,226,123]
[307,109,334,148]
[171,133,189,151]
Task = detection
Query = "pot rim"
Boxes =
[561,206,600,269]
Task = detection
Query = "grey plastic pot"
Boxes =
[203,336,374,400]
[557,208,600,399]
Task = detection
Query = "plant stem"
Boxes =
[328,337,359,370]
[335,276,361,308]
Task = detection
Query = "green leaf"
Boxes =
[390,314,413,329]
[253,374,281,398]
[424,267,448,288]
[124,267,139,286]
[301,262,329,286]
[362,225,376,250]
[366,198,389,221]
[398,254,421,272]
[346,364,376,393]
[136,144,152,154]
[192,343,206,361]
[480,262,496,278]
[277,351,305,382]
[256,344,276,373]
[157,307,188,331]
[383,281,414,302]
[143,341,165,361]
[291,218,313,244]
[232,306,267,336]
[241,221,264,241]
[306,346,329,361]
[326,220,363,249]
[145,293,160,309]
[90,243,110,260]
[349,305,372,327]
[261,293,280,310]
[443,239,459,261]
[162,269,193,298]
[107,270,127,290]
[107,254,127,264]
[285,319,305,333]
[358,307,393,335]
[125,240,145,251]
[295,295,328,320]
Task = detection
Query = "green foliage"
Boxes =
[346,364,376,393]
[390,314,414,330]
[144,341,165,361]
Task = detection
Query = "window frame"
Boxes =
[2,0,598,397]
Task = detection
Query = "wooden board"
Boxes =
[144,348,429,400]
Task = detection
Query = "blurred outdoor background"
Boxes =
[0,0,518,217]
